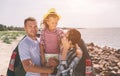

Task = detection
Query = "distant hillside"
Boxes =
[59,27,86,30]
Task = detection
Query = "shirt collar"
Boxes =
[26,35,38,43]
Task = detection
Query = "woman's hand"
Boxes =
[61,36,71,53]
[61,36,71,60]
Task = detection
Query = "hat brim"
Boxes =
[43,13,61,20]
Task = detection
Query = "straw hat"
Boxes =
[43,8,61,19]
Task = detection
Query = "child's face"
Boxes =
[47,17,59,30]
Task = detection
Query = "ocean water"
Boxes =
[78,28,120,49]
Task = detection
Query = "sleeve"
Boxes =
[57,60,68,75]
[59,29,64,39]
[69,57,80,68]
[40,30,45,45]
[60,60,67,68]
[56,28,64,39]
[18,42,31,61]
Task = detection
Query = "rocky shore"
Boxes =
[0,38,120,76]
[87,42,120,76]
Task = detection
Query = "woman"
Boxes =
[56,28,83,76]
[56,28,94,76]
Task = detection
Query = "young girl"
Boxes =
[40,8,64,75]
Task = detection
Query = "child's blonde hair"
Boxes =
[42,8,60,28]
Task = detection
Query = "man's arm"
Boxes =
[22,59,54,74]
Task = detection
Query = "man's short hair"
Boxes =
[68,28,81,45]
[24,17,36,26]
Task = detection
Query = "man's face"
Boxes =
[24,21,38,38]
[47,17,59,30]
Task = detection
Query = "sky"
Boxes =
[0,0,120,28]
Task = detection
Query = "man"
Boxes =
[18,17,54,76]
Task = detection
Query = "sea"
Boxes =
[76,28,120,49]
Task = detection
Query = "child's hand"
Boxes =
[48,57,59,67]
